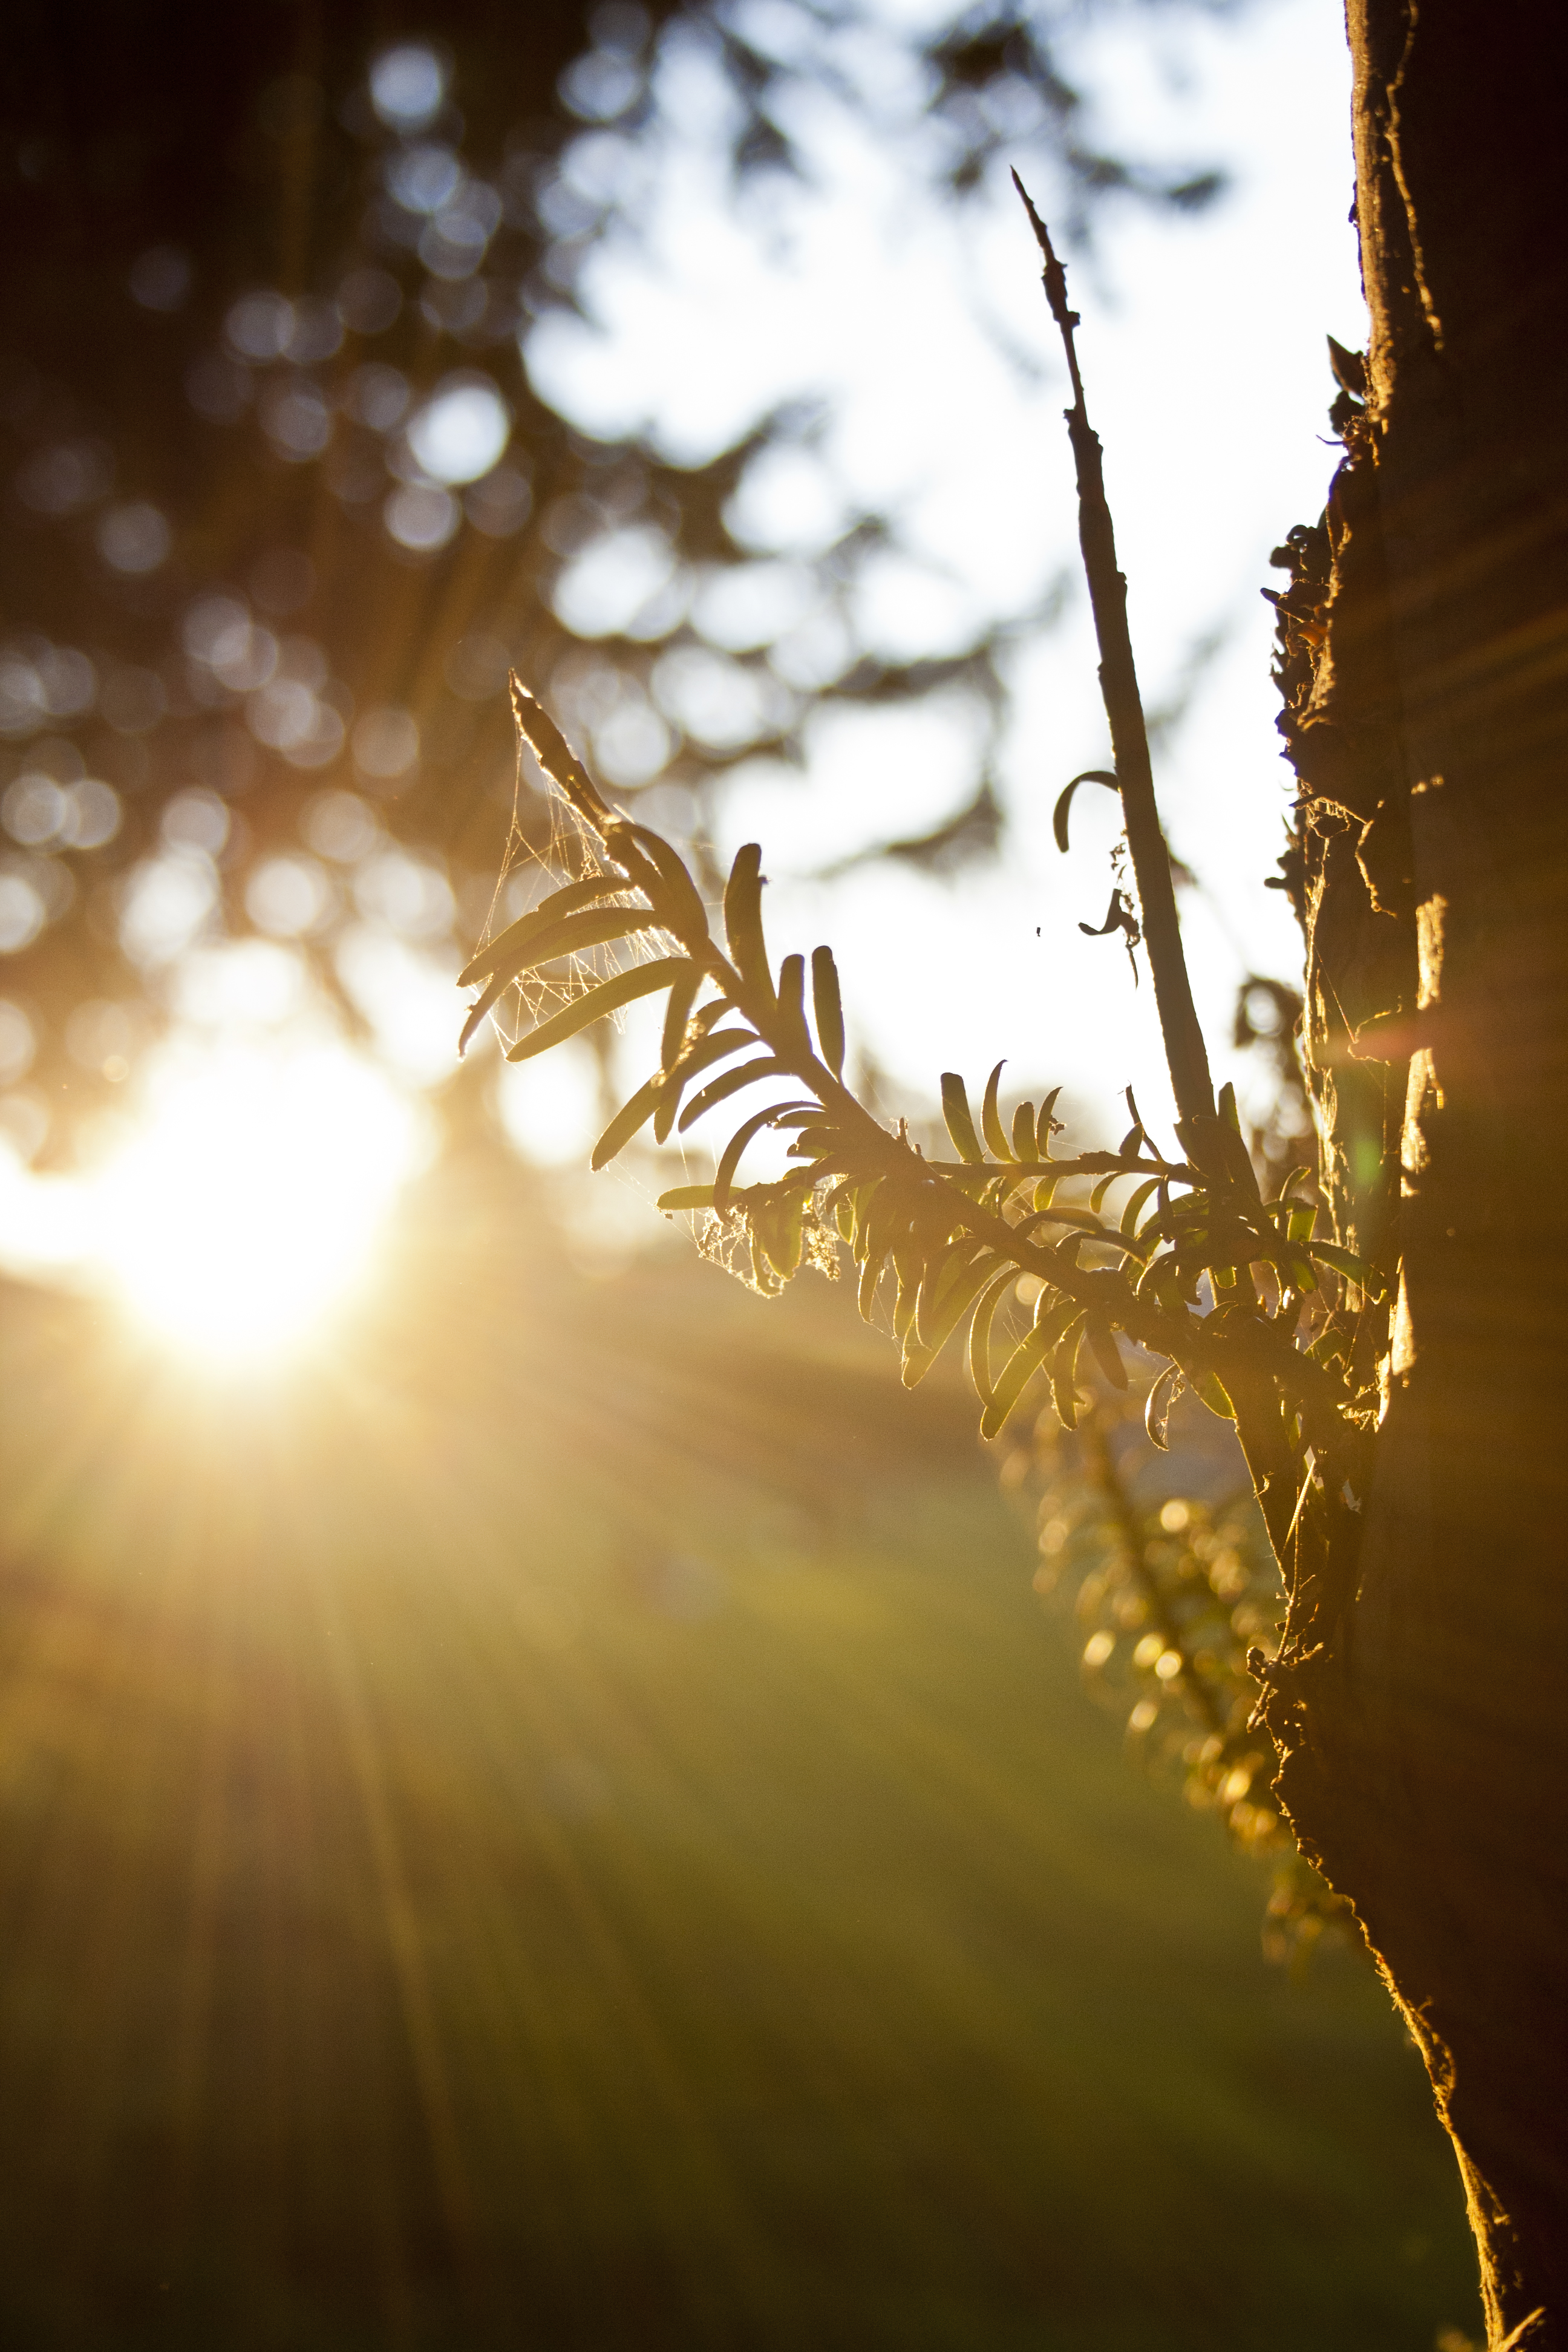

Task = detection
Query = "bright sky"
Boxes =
[0,0,1365,1354]
[515,0,1364,1157]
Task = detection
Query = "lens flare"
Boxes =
[94,1039,424,1361]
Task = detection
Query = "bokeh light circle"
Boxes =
[407,376,510,486]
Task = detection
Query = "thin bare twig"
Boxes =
[1012,173,1217,1149]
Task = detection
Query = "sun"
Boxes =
[93,1037,425,1363]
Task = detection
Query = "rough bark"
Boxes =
[1259,2,1568,2339]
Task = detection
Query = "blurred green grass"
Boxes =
[0,1145,1476,2348]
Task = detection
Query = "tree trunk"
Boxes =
[1261,2,1568,2339]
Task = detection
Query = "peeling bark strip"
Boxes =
[1267,0,1568,2338]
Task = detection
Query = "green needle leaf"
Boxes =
[505,958,690,1064]
[659,961,703,1076]
[909,1254,1001,1379]
[1085,1321,1128,1390]
[967,1267,1019,1406]
[715,1103,811,1215]
[980,1295,1079,1439]
[614,821,710,948]
[941,1073,985,1165]
[981,1061,1013,1159]
[1270,1165,1315,1209]
[655,1027,756,1144]
[1035,1086,1063,1160]
[777,953,811,1059]
[1049,1313,1089,1429]
[724,843,774,1004]
[678,1056,791,1132]
[811,946,846,1078]
[1120,1177,1161,1239]
[590,1073,665,1171]
[458,873,626,988]
[459,901,660,1055]
[1308,1241,1386,1299]
[1143,1364,1181,1450]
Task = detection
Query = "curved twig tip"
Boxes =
[1053,768,1120,854]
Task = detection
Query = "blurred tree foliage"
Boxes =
[0,0,1226,1155]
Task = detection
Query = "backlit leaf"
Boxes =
[459,900,660,1056]
[777,953,811,1060]
[1035,1087,1064,1160]
[724,843,774,1004]
[1308,1241,1385,1299]
[980,1295,1079,1439]
[615,821,710,947]
[981,1061,1012,1159]
[1144,1364,1181,1450]
[967,1267,1019,1407]
[678,1056,789,1131]
[941,1073,985,1165]
[659,961,703,1076]
[658,1184,718,1212]
[1085,1321,1128,1390]
[655,1027,757,1143]
[913,1250,1001,1366]
[1120,1177,1161,1240]
[1049,1313,1089,1429]
[505,958,690,1063]
[590,1072,665,1171]
[458,872,626,988]
[1272,1165,1315,1209]
[811,946,846,1079]
[716,1103,809,1214]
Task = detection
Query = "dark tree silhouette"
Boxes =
[1263,0,1567,2337]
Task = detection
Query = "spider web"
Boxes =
[462,708,851,1298]
[464,724,734,1254]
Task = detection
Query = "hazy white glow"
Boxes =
[497,1039,602,1166]
[91,1040,423,1361]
